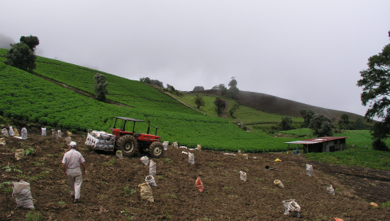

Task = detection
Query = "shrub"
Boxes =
[372,139,389,151]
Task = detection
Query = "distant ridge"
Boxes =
[191,90,365,121]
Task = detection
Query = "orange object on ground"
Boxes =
[195,177,204,192]
[331,218,343,221]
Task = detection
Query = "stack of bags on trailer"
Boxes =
[85,130,115,151]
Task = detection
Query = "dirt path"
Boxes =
[0,128,389,220]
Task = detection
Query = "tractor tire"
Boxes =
[149,142,164,158]
[117,135,138,157]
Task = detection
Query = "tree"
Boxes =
[309,114,334,137]
[214,97,226,116]
[353,118,366,130]
[4,35,39,73]
[193,86,204,91]
[150,79,163,87]
[218,84,227,96]
[4,43,37,72]
[20,35,39,51]
[228,77,237,87]
[338,114,350,129]
[194,94,205,109]
[140,77,151,84]
[300,109,315,128]
[227,77,239,100]
[94,73,108,102]
[357,31,390,148]
[280,116,293,130]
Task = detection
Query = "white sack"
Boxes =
[149,160,156,176]
[12,181,34,209]
[188,152,195,165]
[9,126,14,137]
[145,175,157,187]
[41,127,46,136]
[140,156,149,166]
[240,171,247,182]
[306,164,313,176]
[21,128,27,139]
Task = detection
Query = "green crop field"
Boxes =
[0,50,304,152]
[2,48,390,170]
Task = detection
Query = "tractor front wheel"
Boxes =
[149,142,164,158]
[117,135,138,157]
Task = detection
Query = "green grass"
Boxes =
[305,148,390,170]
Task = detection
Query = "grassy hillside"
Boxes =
[0,48,308,152]
[192,90,365,122]
[0,48,383,159]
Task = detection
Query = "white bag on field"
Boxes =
[306,164,313,176]
[141,156,149,166]
[240,171,247,182]
[163,141,169,150]
[327,185,335,195]
[12,181,34,209]
[21,128,27,139]
[145,175,157,187]
[1,128,9,137]
[41,127,46,136]
[188,152,195,165]
[149,160,156,176]
[282,199,300,217]
[9,126,15,137]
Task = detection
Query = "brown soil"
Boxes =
[1,128,389,221]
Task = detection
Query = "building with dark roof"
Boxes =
[285,137,347,153]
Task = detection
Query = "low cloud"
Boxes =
[0,34,15,49]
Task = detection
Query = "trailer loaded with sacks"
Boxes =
[85,116,164,158]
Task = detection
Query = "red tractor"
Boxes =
[111,116,164,158]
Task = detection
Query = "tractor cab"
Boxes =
[110,116,163,157]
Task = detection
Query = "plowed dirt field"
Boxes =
[0,128,389,220]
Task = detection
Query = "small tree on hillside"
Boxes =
[194,94,205,109]
[94,73,108,102]
[20,35,39,51]
[214,97,226,116]
[5,35,40,73]
[227,77,239,100]
[353,118,365,130]
[140,77,152,84]
[218,84,227,96]
[309,114,334,137]
[193,86,204,91]
[300,109,315,128]
[280,116,293,130]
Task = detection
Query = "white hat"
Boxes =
[69,141,77,148]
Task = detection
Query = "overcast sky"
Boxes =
[1,1,390,117]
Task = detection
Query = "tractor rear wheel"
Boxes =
[149,142,164,158]
[117,135,138,157]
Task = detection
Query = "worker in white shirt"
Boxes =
[62,141,86,203]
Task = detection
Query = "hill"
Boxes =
[0,131,389,220]
[191,90,365,122]
[0,48,304,152]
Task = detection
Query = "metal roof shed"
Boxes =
[285,137,348,153]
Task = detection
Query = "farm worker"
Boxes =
[62,141,86,203]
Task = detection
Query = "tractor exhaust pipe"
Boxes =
[147,125,150,135]
[155,127,159,135]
